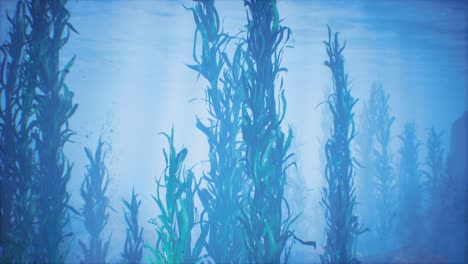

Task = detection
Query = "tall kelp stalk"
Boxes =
[239,0,298,262]
[148,128,207,263]
[356,84,379,230]
[396,122,422,249]
[27,0,78,262]
[122,188,143,264]
[422,128,446,252]
[79,140,112,263]
[185,0,246,262]
[320,27,366,264]
[0,2,36,261]
[371,84,396,253]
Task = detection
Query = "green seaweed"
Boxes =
[148,128,207,263]
[396,122,422,248]
[122,187,144,264]
[29,0,78,261]
[320,26,367,264]
[239,0,298,262]
[371,84,396,252]
[186,0,247,262]
[422,127,446,252]
[79,139,112,263]
[0,1,35,261]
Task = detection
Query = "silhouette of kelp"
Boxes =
[185,0,247,262]
[239,0,299,262]
[79,139,112,263]
[370,84,396,253]
[148,128,207,263]
[0,2,35,261]
[422,128,446,252]
[29,0,78,261]
[0,0,78,262]
[122,188,143,264]
[396,122,422,248]
[320,26,366,264]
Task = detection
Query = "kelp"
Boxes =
[0,1,35,261]
[356,84,379,229]
[122,188,144,264]
[396,122,422,248]
[185,0,246,262]
[422,128,446,251]
[239,0,298,262]
[320,26,366,264]
[148,128,207,263]
[79,139,112,263]
[28,0,78,261]
[370,84,396,252]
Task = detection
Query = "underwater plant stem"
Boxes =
[240,0,295,262]
[80,139,111,263]
[28,0,78,261]
[122,187,143,264]
[320,26,365,264]
[186,0,246,262]
[0,2,36,261]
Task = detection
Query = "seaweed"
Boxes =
[371,84,396,252]
[148,128,207,263]
[28,0,78,261]
[422,127,446,251]
[320,26,366,264]
[122,187,143,264]
[356,84,379,226]
[239,0,299,262]
[185,0,247,262]
[79,139,112,263]
[396,122,422,248]
[0,1,35,261]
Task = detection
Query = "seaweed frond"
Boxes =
[79,139,112,264]
[148,128,207,263]
[122,187,144,264]
[320,26,366,264]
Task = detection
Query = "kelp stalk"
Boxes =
[186,0,246,262]
[320,27,366,264]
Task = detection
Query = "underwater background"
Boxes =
[0,0,467,263]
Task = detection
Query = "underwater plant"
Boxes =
[356,84,379,226]
[185,0,247,262]
[239,0,299,262]
[371,84,396,253]
[79,139,112,263]
[422,127,446,251]
[320,27,366,264]
[28,0,78,261]
[121,187,143,264]
[396,122,422,248]
[0,1,36,261]
[148,128,207,263]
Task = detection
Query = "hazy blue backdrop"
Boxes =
[1,0,466,262]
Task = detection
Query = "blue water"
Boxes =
[0,0,466,262]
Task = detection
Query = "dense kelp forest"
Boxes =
[0,0,467,263]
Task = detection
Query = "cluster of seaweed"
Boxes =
[122,188,144,264]
[0,0,77,262]
[79,140,112,263]
[370,84,396,252]
[396,122,422,247]
[320,27,367,264]
[356,83,396,253]
[355,83,466,261]
[185,0,246,262]
[1,0,466,263]
[148,129,206,263]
